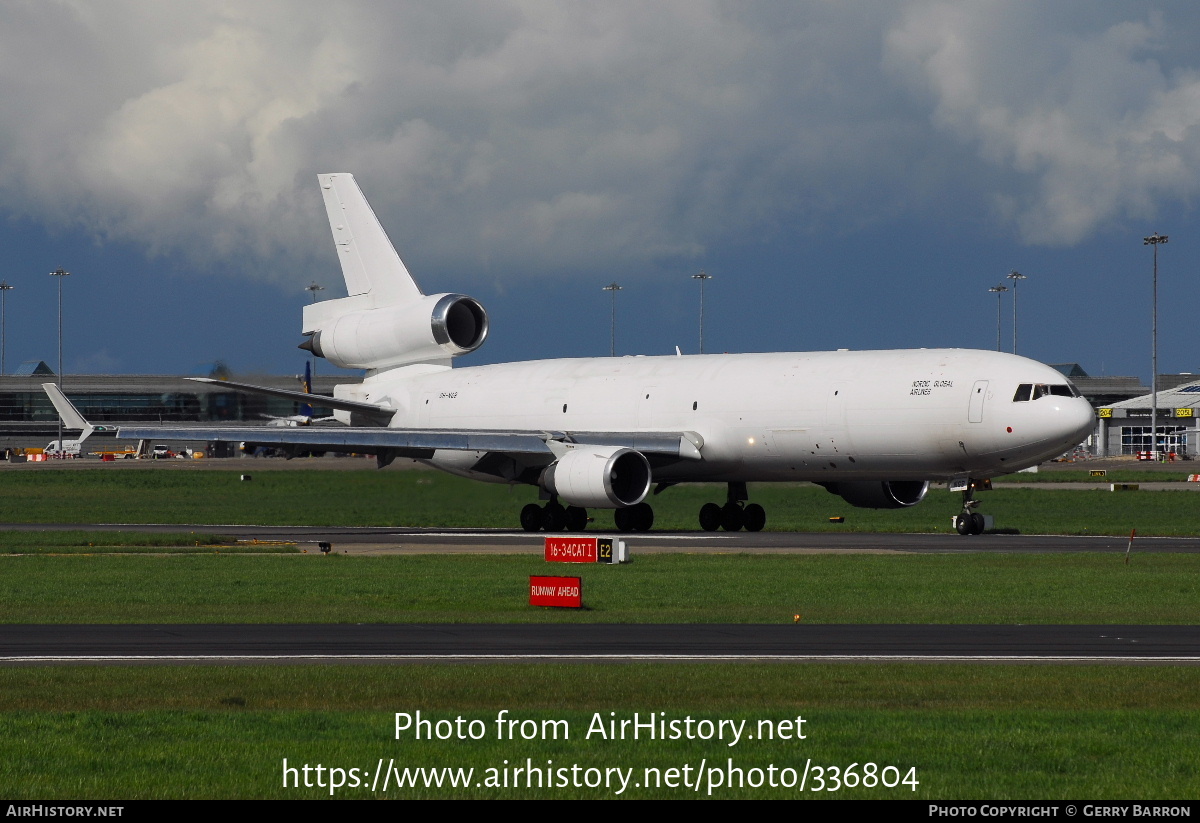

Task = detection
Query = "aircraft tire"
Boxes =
[954,514,973,536]
[743,503,766,532]
[631,502,654,532]
[542,502,567,532]
[698,503,722,531]
[970,512,986,535]
[565,506,588,532]
[721,502,745,532]
[520,503,543,532]
[614,507,636,533]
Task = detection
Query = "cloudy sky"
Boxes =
[0,1,1198,381]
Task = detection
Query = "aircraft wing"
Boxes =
[186,377,394,424]
[118,425,554,457]
[115,425,703,463]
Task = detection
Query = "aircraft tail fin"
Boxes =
[318,173,424,304]
[301,361,313,419]
[42,383,95,443]
[302,174,489,372]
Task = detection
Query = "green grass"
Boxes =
[2,469,1197,800]
[1,468,1200,535]
[0,530,290,554]
[0,553,1195,624]
[0,665,1195,799]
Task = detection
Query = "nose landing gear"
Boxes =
[953,480,990,535]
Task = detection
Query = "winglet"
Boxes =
[42,383,95,443]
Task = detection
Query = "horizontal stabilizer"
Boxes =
[186,378,395,425]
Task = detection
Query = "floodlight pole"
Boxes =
[602,282,622,356]
[1006,270,1026,354]
[0,281,13,376]
[988,284,1008,352]
[49,267,70,455]
[1145,232,1168,458]
[692,270,712,354]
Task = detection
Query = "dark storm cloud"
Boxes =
[0,1,1198,287]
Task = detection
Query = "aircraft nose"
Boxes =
[1058,397,1095,444]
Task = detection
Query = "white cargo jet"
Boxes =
[118,174,1094,535]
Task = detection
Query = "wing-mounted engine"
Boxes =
[820,480,929,509]
[300,292,488,370]
[539,445,652,509]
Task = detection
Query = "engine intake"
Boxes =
[821,480,929,509]
[540,446,652,509]
[301,293,488,370]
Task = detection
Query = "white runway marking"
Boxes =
[3,654,1197,664]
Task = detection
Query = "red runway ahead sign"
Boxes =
[544,536,616,564]
[529,576,582,608]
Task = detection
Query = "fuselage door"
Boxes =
[968,380,988,423]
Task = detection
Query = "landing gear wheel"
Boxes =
[565,506,588,532]
[721,502,745,532]
[743,503,766,532]
[614,507,635,533]
[631,502,654,532]
[698,502,722,532]
[955,513,986,535]
[542,502,566,532]
[520,503,543,532]
[955,479,987,536]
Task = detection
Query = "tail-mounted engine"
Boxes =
[539,445,652,509]
[820,480,929,509]
[300,293,488,370]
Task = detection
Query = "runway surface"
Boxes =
[3,624,1197,664]
[3,522,1199,554]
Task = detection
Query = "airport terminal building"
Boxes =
[0,362,353,451]
[1093,381,1200,459]
[1051,363,1200,458]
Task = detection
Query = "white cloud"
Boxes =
[884,1,1200,244]
[1,1,1199,289]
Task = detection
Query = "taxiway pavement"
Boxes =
[2,623,1197,665]
[2,522,1197,554]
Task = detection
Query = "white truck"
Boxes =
[44,439,83,458]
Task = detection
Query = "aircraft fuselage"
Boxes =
[341,347,1094,484]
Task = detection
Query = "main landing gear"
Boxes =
[518,484,769,535]
[953,480,987,536]
[520,500,588,533]
[519,499,656,533]
[698,482,766,532]
[614,502,654,533]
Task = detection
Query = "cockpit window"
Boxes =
[1013,383,1080,402]
[1048,384,1079,398]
